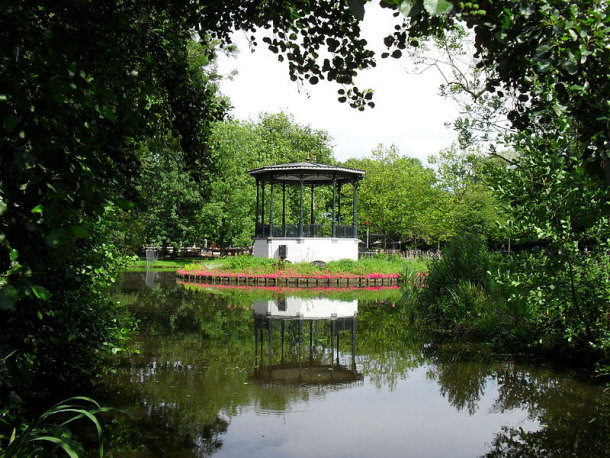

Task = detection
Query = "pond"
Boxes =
[99,271,609,457]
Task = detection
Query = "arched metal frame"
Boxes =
[249,162,365,239]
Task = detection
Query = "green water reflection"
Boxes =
[100,272,609,457]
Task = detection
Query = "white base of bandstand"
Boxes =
[252,237,359,263]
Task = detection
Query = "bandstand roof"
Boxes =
[248,161,365,184]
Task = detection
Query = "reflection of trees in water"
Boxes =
[99,330,259,456]
[486,398,610,457]
[105,273,610,456]
[356,301,424,390]
[422,343,610,457]
[424,344,495,415]
[485,367,610,457]
[136,403,229,457]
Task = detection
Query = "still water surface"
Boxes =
[100,271,609,457]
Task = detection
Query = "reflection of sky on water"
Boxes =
[220,366,536,458]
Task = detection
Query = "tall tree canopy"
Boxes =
[346,146,445,247]
[201,112,334,247]
[381,0,609,182]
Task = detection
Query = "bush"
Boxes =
[493,245,610,358]
[416,233,491,329]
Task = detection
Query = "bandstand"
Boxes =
[248,161,365,263]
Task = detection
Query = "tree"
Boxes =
[402,22,514,152]
[0,1,226,421]
[200,112,335,247]
[381,1,608,356]
[382,0,610,183]
[137,138,209,252]
[346,145,448,247]
[490,136,610,355]
[429,145,504,243]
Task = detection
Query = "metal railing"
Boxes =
[255,223,356,238]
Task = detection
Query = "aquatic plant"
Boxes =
[1,396,128,458]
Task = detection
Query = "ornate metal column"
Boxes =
[261,180,265,230]
[255,178,260,236]
[298,174,304,237]
[269,179,274,238]
[352,179,359,238]
[282,183,286,237]
[337,183,342,225]
[332,174,337,238]
[310,183,315,231]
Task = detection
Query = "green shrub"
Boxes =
[493,245,610,357]
[416,233,491,329]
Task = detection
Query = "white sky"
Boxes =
[216,4,460,163]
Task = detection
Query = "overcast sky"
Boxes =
[216,4,460,164]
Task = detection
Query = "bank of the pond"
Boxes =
[127,258,193,271]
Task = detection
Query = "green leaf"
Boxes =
[31,204,43,214]
[45,228,67,246]
[0,286,18,310]
[3,114,18,132]
[32,284,50,300]
[423,0,453,15]
[536,61,552,73]
[398,0,417,16]
[31,436,79,458]
[113,198,134,210]
[96,104,116,121]
[71,225,90,239]
[348,0,366,21]
[561,60,578,75]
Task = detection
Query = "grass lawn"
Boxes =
[180,254,427,277]
[127,258,197,271]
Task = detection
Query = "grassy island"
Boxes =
[178,254,426,278]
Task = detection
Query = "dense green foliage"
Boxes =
[488,140,610,360]
[0,0,384,435]
[417,234,490,328]
[406,232,609,362]
[347,146,444,247]
[345,144,501,247]
[0,1,228,433]
[200,113,335,247]
[2,0,609,447]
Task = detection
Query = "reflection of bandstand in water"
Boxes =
[252,296,361,386]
